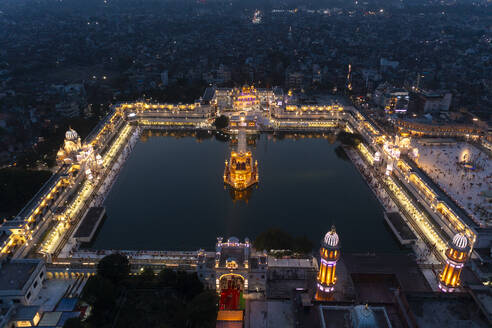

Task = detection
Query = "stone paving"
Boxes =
[415,141,491,226]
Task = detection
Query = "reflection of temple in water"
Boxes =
[272,132,337,143]
[228,188,254,202]
[229,133,258,147]
[224,130,259,201]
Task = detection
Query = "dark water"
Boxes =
[91,132,401,252]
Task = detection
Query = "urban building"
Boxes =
[197,237,267,299]
[0,259,46,308]
[373,84,409,113]
[409,90,452,113]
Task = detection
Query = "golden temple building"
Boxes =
[224,131,259,192]
[438,233,470,292]
[315,226,340,301]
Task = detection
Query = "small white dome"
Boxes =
[452,233,468,249]
[351,305,378,328]
[65,128,79,141]
[323,227,339,247]
[227,236,239,244]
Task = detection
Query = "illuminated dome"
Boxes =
[351,305,378,328]
[323,226,339,247]
[452,233,468,249]
[65,128,79,141]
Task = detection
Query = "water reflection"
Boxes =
[95,130,401,252]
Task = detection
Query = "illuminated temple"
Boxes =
[223,130,258,197]
[315,226,341,301]
[438,233,470,292]
[233,86,260,111]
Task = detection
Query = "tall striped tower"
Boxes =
[315,226,340,301]
[438,233,470,292]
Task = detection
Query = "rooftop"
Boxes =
[320,305,392,328]
[385,212,417,242]
[73,207,105,240]
[14,167,64,221]
[0,259,42,291]
[267,257,316,268]
[342,253,431,293]
[11,305,40,321]
[38,311,62,327]
[408,295,490,328]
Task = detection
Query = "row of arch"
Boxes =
[47,271,95,279]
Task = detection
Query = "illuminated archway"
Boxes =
[218,273,245,311]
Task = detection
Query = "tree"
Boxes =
[81,276,117,308]
[293,235,314,254]
[253,228,313,254]
[176,271,203,300]
[334,145,350,161]
[97,253,130,284]
[158,268,177,287]
[186,291,218,328]
[253,228,294,251]
[63,318,85,328]
[81,276,118,327]
[0,168,52,218]
[140,267,154,280]
[137,267,155,287]
[213,115,229,130]
[336,131,363,147]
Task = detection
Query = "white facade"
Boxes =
[0,259,46,308]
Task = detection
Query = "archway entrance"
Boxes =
[218,273,245,311]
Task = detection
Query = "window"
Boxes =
[13,299,20,304]
[39,271,44,279]
[33,281,38,289]
[26,292,31,300]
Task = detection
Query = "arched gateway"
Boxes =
[197,237,268,324]
[196,237,268,308]
[218,273,245,310]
